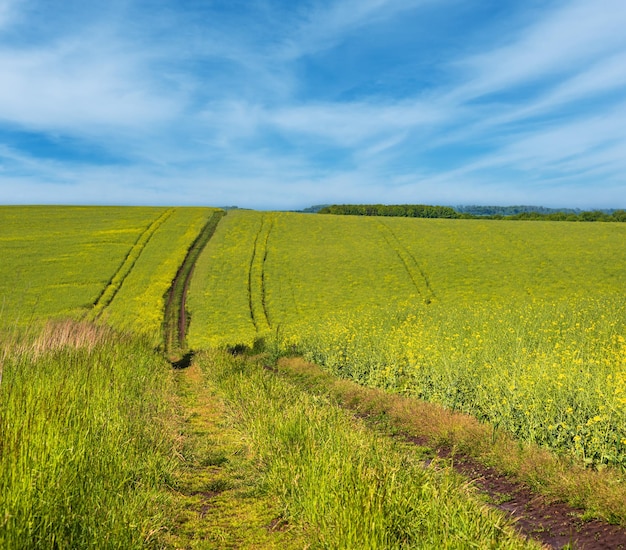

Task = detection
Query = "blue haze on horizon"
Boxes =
[1,0,626,210]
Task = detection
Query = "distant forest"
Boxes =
[317,204,626,222]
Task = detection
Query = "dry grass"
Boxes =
[1,319,118,362]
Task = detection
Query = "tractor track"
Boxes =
[407,435,626,550]
[163,210,224,362]
[377,221,436,304]
[278,358,626,550]
[89,209,174,320]
[246,215,273,333]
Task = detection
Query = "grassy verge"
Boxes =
[0,320,176,549]
[173,349,538,549]
[276,356,626,527]
[164,359,309,549]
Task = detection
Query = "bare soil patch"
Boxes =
[403,433,626,550]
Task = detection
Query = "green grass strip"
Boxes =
[0,320,176,549]
[164,359,310,549]
[191,350,538,549]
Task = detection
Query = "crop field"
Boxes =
[3,205,626,547]
[0,206,215,341]
[188,210,626,468]
[0,206,218,548]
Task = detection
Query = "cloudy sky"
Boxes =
[1,0,625,210]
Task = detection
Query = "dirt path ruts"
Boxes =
[246,214,273,333]
[277,358,626,550]
[163,211,224,362]
[428,441,626,550]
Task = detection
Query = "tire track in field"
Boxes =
[376,221,436,304]
[247,215,273,333]
[260,216,273,329]
[163,211,224,362]
[247,218,262,332]
[89,209,174,321]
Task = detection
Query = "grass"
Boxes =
[0,320,177,549]
[276,356,626,527]
[171,349,538,549]
[164,357,310,549]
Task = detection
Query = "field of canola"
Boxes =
[188,210,626,467]
[0,206,215,343]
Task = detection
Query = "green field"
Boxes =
[187,211,626,468]
[2,206,626,547]
[188,211,626,348]
[0,206,215,342]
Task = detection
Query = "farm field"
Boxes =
[0,206,219,548]
[0,206,215,341]
[189,210,626,348]
[188,210,626,468]
[3,205,626,547]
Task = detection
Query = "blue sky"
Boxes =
[1,0,626,210]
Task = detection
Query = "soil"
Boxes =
[403,434,626,550]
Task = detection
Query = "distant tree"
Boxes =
[610,210,626,222]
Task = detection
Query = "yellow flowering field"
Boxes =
[0,206,215,341]
[96,207,217,343]
[188,210,626,467]
[0,206,162,329]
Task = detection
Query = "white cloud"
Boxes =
[279,0,434,60]
[456,0,626,100]
[0,36,181,134]
[266,99,445,146]
[2,0,626,209]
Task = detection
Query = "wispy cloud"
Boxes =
[455,0,626,100]
[1,0,625,208]
[279,0,432,60]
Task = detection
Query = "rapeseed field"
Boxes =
[0,206,215,341]
[3,206,626,546]
[188,210,626,468]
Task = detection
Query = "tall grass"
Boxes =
[0,320,175,549]
[200,350,536,549]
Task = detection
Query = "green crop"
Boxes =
[187,211,626,467]
[0,206,215,342]
[98,207,217,344]
[0,206,164,330]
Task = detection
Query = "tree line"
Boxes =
[318,204,458,218]
[318,204,626,222]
